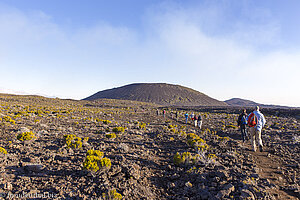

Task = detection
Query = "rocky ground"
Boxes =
[0,94,299,199]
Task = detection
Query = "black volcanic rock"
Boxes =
[84,83,227,106]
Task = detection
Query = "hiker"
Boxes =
[156,109,159,116]
[190,112,195,121]
[184,113,189,124]
[194,115,198,127]
[163,110,166,118]
[247,106,266,152]
[237,109,248,143]
[197,114,202,129]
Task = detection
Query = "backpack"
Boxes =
[248,113,257,127]
[241,115,247,125]
[194,116,198,120]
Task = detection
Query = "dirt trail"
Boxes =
[172,113,299,200]
[245,146,299,200]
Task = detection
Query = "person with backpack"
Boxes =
[197,114,202,129]
[237,109,248,143]
[194,115,198,127]
[247,106,266,152]
[190,112,195,121]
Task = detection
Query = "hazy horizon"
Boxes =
[0,0,299,107]
[0,82,298,108]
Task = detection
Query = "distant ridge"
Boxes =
[225,98,293,109]
[225,98,258,107]
[0,87,56,98]
[84,83,227,106]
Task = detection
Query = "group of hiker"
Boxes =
[184,112,202,129]
[237,106,266,152]
[157,109,179,120]
[156,109,203,129]
[157,106,266,152]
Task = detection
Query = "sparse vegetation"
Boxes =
[102,120,112,124]
[17,131,36,141]
[106,133,117,139]
[0,93,298,200]
[83,149,111,171]
[102,189,123,200]
[138,122,146,130]
[99,157,112,169]
[112,127,125,133]
[0,147,7,154]
[63,134,82,149]
[186,133,209,152]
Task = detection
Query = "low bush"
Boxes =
[0,147,7,154]
[106,133,117,139]
[173,152,196,166]
[63,134,82,149]
[83,149,111,172]
[138,122,146,130]
[186,133,209,152]
[112,127,125,133]
[102,189,122,200]
[102,120,112,125]
[17,131,36,141]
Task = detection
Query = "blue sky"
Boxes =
[0,0,299,106]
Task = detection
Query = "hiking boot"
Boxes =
[259,145,263,152]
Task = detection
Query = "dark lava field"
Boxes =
[0,94,299,199]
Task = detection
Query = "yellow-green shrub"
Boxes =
[83,155,101,171]
[173,152,182,165]
[106,133,117,139]
[83,149,111,171]
[186,133,209,152]
[168,124,174,129]
[87,149,104,157]
[63,134,82,149]
[1,116,15,125]
[83,156,111,171]
[109,189,122,199]
[102,120,112,125]
[217,136,229,142]
[102,189,122,200]
[112,127,125,133]
[99,157,111,169]
[208,154,217,160]
[0,147,7,154]
[138,122,146,130]
[17,131,36,141]
[173,152,194,166]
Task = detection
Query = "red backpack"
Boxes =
[248,112,257,127]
